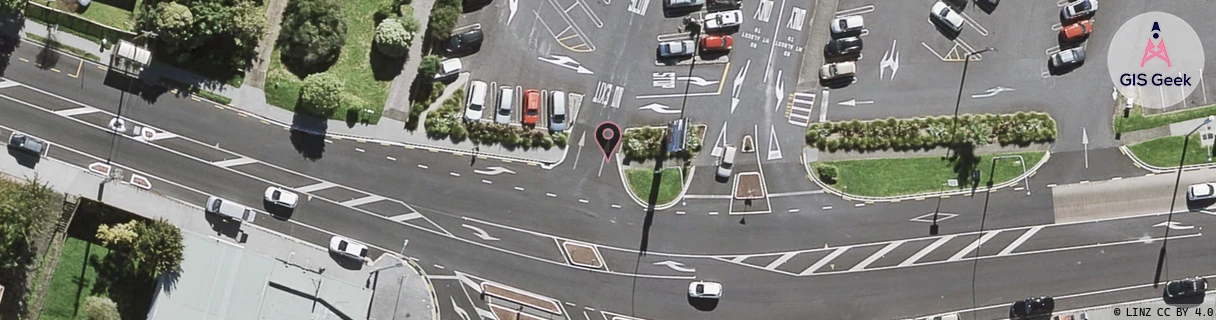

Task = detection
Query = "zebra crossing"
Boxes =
[592,81,623,108]
[787,7,806,31]
[784,92,814,127]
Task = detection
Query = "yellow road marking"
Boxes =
[568,43,588,50]
[260,120,270,125]
[556,34,579,42]
[68,60,82,78]
[50,68,60,73]
[716,62,731,94]
[18,58,28,63]
[380,142,391,146]
[404,145,416,150]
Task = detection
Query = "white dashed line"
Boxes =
[610,204,621,209]
[386,156,397,161]
[514,186,525,191]
[822,206,833,210]
[1080,180,1090,184]
[417,164,429,169]
[788,208,800,213]
[1047,183,1057,188]
[676,211,686,215]
[450,172,461,177]
[434,264,445,269]
[546,193,557,198]
[324,139,334,144]
[482,179,493,184]
[709,211,719,215]
[578,199,589,203]
[1112,177,1123,180]
[565,302,576,307]
[355,148,365,153]
[854,203,865,207]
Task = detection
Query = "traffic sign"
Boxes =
[1201,124,1216,147]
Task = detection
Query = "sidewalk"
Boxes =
[0,149,436,319]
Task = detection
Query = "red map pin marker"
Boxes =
[595,122,622,163]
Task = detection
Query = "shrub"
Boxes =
[279,0,348,74]
[300,72,346,113]
[427,5,461,42]
[816,164,839,183]
[151,2,194,50]
[96,221,139,249]
[418,55,443,79]
[374,0,398,23]
[374,18,413,57]
[83,296,121,320]
[553,132,568,147]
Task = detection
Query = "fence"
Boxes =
[23,1,137,45]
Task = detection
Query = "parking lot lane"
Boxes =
[227,162,320,189]
[151,136,241,163]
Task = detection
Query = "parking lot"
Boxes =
[463,79,584,133]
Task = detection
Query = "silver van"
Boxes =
[549,91,567,132]
[205,196,256,223]
[496,87,514,124]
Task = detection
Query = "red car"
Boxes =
[1061,19,1092,42]
[700,35,733,52]
[523,89,541,126]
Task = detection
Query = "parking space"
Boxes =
[463,79,584,132]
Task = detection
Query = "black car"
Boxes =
[707,0,741,10]
[824,37,862,58]
[1166,276,1209,298]
[7,133,44,156]
[1009,296,1054,319]
[444,28,484,55]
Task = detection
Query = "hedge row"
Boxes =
[622,125,702,161]
[424,90,567,149]
[805,112,1057,152]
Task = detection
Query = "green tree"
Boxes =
[0,0,22,16]
[83,296,121,320]
[427,5,461,42]
[278,0,348,74]
[229,0,269,50]
[0,178,56,263]
[134,219,184,275]
[151,2,195,50]
[418,55,442,79]
[96,220,140,249]
[374,18,413,58]
[300,72,346,112]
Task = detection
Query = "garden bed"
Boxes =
[423,88,569,149]
[806,112,1057,152]
[812,151,1047,197]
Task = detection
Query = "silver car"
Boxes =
[658,40,696,58]
[496,87,515,125]
[663,0,704,8]
[1049,47,1085,69]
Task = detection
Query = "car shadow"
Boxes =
[1057,33,1089,47]
[263,201,295,220]
[929,18,962,40]
[463,0,492,12]
[7,148,39,168]
[688,296,719,311]
[329,252,366,270]
[204,211,248,242]
[663,6,702,18]
[699,50,728,61]
[974,0,998,14]
[705,26,740,35]
[1163,291,1206,305]
[819,77,855,89]
[1187,198,1216,211]
[823,52,861,63]
[654,53,692,67]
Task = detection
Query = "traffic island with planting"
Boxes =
[619,123,704,208]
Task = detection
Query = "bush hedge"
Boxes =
[622,125,702,161]
[815,164,839,183]
[805,112,1057,152]
[423,91,562,149]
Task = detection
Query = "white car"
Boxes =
[1061,0,1096,21]
[1188,183,1216,201]
[819,61,857,80]
[704,10,743,30]
[465,80,488,122]
[263,186,299,209]
[658,40,696,58]
[434,58,462,80]
[688,281,722,299]
[329,236,369,260]
[930,1,964,32]
[830,15,864,36]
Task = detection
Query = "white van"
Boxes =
[205,196,256,223]
[716,145,737,179]
[465,81,487,122]
[496,87,515,124]
[549,91,567,132]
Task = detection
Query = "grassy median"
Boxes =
[1116,104,1216,134]
[814,151,1047,197]
[625,167,684,205]
[1127,135,1216,168]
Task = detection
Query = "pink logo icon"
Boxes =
[1141,21,1172,67]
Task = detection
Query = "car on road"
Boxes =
[1009,296,1054,319]
[663,0,703,9]
[496,87,515,125]
[1166,276,1208,298]
[7,132,45,156]
[205,196,256,223]
[717,145,736,179]
[704,10,743,31]
[523,89,540,126]
[658,40,696,58]
[688,281,722,299]
[1061,19,1093,41]
[328,236,368,260]
[549,91,567,132]
[263,186,299,209]
[1188,183,1216,201]
[930,1,965,33]
[700,35,733,52]
[819,61,856,80]
[465,80,488,122]
[1060,0,1096,21]
[823,36,862,58]
[830,15,864,37]
[434,58,462,80]
[444,28,484,55]
[1049,46,1085,69]
[707,0,740,10]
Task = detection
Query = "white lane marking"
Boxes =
[766,124,782,161]
[788,208,800,213]
[355,147,365,153]
[818,90,830,122]
[341,195,386,207]
[998,226,1042,256]
[850,241,904,271]
[482,179,493,184]
[709,211,719,215]
[947,230,1001,261]
[515,186,526,191]
[958,12,988,36]
[610,204,621,209]
[461,224,501,241]
[636,91,720,100]
[754,0,773,22]
[730,60,750,113]
[768,190,824,197]
[1154,221,1195,230]
[390,212,424,222]
[683,194,733,199]
[473,166,517,175]
[762,0,788,83]
[653,260,696,273]
[786,7,806,31]
[386,156,397,161]
[638,103,680,114]
[0,80,20,89]
[451,297,473,320]
[578,199,589,203]
[55,107,99,117]
[835,5,873,17]
[295,181,337,192]
[417,164,429,169]
[450,172,461,177]
[822,206,832,210]
[539,55,595,75]
[899,235,955,267]
[764,252,797,270]
[212,157,258,168]
[546,192,557,198]
[676,211,686,215]
[799,247,848,275]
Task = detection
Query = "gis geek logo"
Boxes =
[1107,12,1204,110]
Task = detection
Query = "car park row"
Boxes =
[464,80,570,132]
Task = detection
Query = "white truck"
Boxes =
[205,196,256,223]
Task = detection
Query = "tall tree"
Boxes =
[151,2,195,50]
[300,72,346,113]
[134,218,184,276]
[229,0,269,50]
[278,0,347,74]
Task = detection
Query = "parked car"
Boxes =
[549,91,568,132]
[707,0,741,10]
[704,10,743,31]
[1188,183,1216,201]
[975,0,998,7]
[717,145,736,179]
[1009,296,1054,319]
[7,132,45,156]
[819,61,857,80]
[496,87,515,125]
[434,58,462,80]
[1166,276,1208,298]
[1061,19,1093,41]
[523,89,540,126]
[700,35,733,52]
[1049,46,1085,69]
[688,281,722,299]
[830,16,864,37]
[823,36,862,58]
[444,28,484,55]
[1060,0,1096,21]
[663,0,704,9]
[930,1,965,33]
[328,236,369,260]
[205,196,256,223]
[263,186,299,209]
[465,81,488,122]
[658,40,696,58]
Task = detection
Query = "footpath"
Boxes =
[0,142,436,319]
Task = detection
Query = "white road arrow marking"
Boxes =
[639,103,680,114]
[731,60,751,113]
[879,39,899,81]
[538,55,595,75]
[473,166,517,175]
[773,70,784,111]
[653,260,696,273]
[508,0,518,25]
[1154,221,1195,230]
[838,99,873,107]
[766,125,782,160]
[678,76,719,87]
[970,86,1016,98]
[1082,127,1089,168]
[451,296,473,320]
[461,224,501,241]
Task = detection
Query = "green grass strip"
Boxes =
[1116,104,1216,134]
[23,32,102,63]
[1127,134,1216,168]
[817,151,1047,197]
[40,237,109,320]
[625,167,685,205]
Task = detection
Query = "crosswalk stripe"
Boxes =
[793,99,815,104]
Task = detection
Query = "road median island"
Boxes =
[481,282,562,315]
[561,241,604,269]
[1126,135,1216,169]
[491,304,545,320]
[1115,101,1216,134]
[618,124,704,208]
[811,151,1048,197]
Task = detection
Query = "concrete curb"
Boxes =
[806,151,1052,203]
[1120,145,1216,173]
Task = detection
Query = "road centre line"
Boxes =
[768,190,824,197]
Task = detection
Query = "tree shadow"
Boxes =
[35,34,61,71]
[369,48,404,81]
[289,128,327,161]
[948,144,981,186]
[0,34,19,77]
[0,239,35,320]
[90,250,155,320]
[148,38,253,91]
[93,0,139,11]
[102,69,169,104]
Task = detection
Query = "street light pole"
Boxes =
[946,47,996,159]
[1154,115,1215,286]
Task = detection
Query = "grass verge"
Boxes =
[1116,104,1216,134]
[40,237,109,320]
[815,151,1047,197]
[1127,135,1216,168]
[265,0,390,124]
[625,167,685,205]
[73,0,141,32]
[23,33,102,63]
[195,90,232,105]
